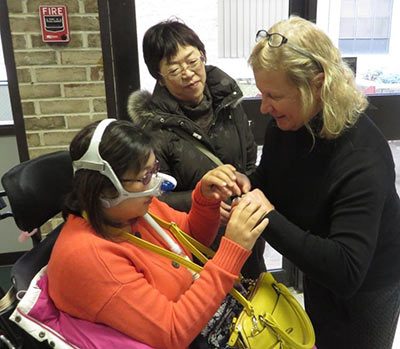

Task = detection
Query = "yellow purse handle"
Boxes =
[255,279,316,349]
[140,214,315,349]
[86,211,315,349]
[121,212,255,314]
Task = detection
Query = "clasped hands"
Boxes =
[200,165,274,250]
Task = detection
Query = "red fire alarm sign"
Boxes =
[39,5,70,43]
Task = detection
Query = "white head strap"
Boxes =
[72,119,176,207]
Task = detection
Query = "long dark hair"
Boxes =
[64,120,154,238]
[143,18,206,79]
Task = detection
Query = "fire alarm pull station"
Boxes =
[39,5,70,43]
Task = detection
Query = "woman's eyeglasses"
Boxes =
[256,30,288,47]
[122,160,160,186]
[161,56,205,80]
[255,29,323,72]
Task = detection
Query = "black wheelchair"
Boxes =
[0,151,73,349]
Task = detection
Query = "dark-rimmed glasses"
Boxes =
[255,29,323,72]
[122,160,160,186]
[160,56,205,80]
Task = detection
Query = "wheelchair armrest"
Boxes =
[0,193,13,221]
[11,225,63,292]
[0,191,7,210]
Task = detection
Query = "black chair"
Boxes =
[0,151,73,349]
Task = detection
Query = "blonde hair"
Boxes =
[249,16,368,139]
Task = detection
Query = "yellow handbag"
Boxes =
[227,272,315,349]
[121,213,315,349]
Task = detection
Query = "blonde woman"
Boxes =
[244,16,400,349]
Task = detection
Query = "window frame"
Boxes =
[338,0,394,54]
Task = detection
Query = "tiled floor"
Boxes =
[394,324,400,348]
[390,140,400,192]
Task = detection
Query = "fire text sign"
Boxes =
[39,5,70,43]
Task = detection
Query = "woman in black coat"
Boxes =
[127,19,265,278]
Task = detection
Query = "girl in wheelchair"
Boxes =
[26,119,268,349]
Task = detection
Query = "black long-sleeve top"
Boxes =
[251,114,400,300]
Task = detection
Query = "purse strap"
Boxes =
[193,143,224,166]
[121,213,254,314]
[148,213,216,264]
[173,130,224,167]
[128,215,316,349]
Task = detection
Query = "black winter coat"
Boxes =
[128,65,257,212]
[128,66,265,278]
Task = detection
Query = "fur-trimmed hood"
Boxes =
[127,90,154,125]
[126,65,243,127]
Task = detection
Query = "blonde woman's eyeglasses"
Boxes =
[160,56,205,80]
[256,30,323,72]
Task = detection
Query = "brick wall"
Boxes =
[8,0,106,159]
[7,0,106,233]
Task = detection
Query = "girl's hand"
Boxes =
[200,165,241,201]
[220,201,231,226]
[224,198,269,250]
[235,171,251,194]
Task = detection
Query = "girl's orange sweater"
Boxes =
[47,182,250,349]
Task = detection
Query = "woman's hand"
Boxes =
[216,171,252,226]
[224,198,269,250]
[200,165,242,201]
[232,189,275,214]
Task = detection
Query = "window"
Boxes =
[339,0,393,54]
[0,31,13,126]
[217,0,288,96]
[218,0,288,58]
[135,0,288,96]
[317,0,400,95]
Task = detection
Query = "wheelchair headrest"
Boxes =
[1,151,73,232]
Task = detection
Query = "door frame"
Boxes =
[0,1,29,161]
[98,0,140,121]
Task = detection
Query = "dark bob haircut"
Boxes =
[142,19,206,80]
[64,120,154,239]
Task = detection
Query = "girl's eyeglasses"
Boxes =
[122,160,160,186]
